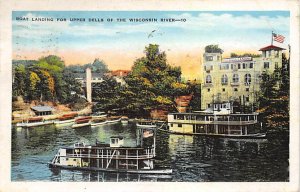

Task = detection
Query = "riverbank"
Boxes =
[12,97,91,124]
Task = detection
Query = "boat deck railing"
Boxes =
[62,153,155,160]
[168,119,257,125]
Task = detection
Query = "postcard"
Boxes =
[0,0,299,192]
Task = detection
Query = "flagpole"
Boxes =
[271,31,273,45]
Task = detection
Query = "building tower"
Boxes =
[86,67,92,103]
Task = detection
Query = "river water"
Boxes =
[11,122,289,182]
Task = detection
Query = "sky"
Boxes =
[12,11,290,79]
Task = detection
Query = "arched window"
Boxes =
[221,74,228,84]
[233,74,239,83]
[206,75,212,83]
[245,74,251,85]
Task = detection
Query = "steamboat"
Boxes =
[48,127,172,174]
[166,102,266,138]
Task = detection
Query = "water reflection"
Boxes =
[50,168,172,182]
[11,123,289,182]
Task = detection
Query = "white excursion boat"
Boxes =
[166,102,266,138]
[54,113,77,126]
[16,117,53,128]
[48,127,172,174]
[71,116,92,128]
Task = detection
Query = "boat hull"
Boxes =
[106,118,121,124]
[71,122,91,128]
[48,162,172,174]
[90,121,107,127]
[54,119,75,126]
[16,121,53,127]
[158,128,266,139]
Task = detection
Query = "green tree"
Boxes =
[258,52,289,130]
[123,44,189,117]
[205,45,223,53]
[12,64,26,97]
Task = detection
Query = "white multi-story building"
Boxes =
[201,45,285,110]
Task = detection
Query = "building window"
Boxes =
[217,56,220,61]
[206,56,213,61]
[206,75,212,83]
[244,74,251,85]
[246,88,249,92]
[234,88,238,92]
[243,63,246,69]
[264,62,269,69]
[231,64,233,69]
[275,50,279,58]
[170,124,173,127]
[275,62,278,68]
[178,124,182,128]
[207,88,210,92]
[238,63,241,69]
[222,88,225,92]
[208,104,211,108]
[221,74,228,84]
[233,74,239,83]
[249,63,253,68]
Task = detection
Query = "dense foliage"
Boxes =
[257,53,289,129]
[13,55,82,103]
[204,45,223,54]
[66,58,109,75]
[92,44,192,117]
[230,53,261,58]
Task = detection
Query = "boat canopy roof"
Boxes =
[168,112,259,116]
[31,105,53,112]
[110,136,124,139]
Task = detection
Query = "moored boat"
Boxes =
[90,117,107,127]
[48,127,172,174]
[71,116,92,128]
[166,102,266,138]
[121,116,129,125]
[106,116,121,124]
[16,117,53,128]
[91,112,107,118]
[54,113,77,126]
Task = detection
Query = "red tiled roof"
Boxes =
[111,70,130,77]
[259,45,286,51]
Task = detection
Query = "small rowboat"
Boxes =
[71,116,92,128]
[121,116,129,125]
[54,113,77,126]
[90,117,107,127]
[106,116,121,124]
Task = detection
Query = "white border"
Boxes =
[0,0,299,192]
